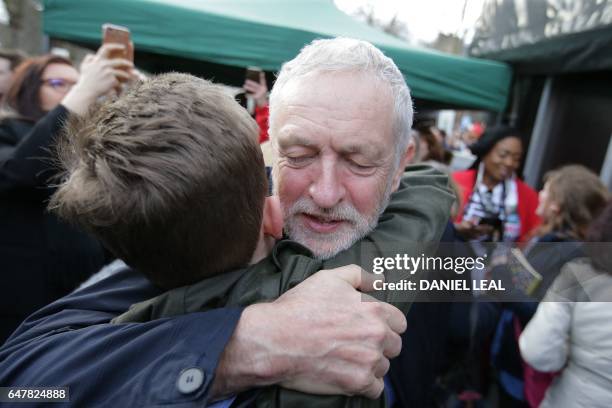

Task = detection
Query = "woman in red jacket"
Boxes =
[450,126,540,407]
[453,126,540,242]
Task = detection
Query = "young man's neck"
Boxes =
[250,234,277,264]
[250,195,284,264]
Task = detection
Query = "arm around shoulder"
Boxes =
[0,267,245,406]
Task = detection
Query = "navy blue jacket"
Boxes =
[0,266,243,407]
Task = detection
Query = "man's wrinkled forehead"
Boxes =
[273,71,394,154]
[272,71,394,127]
[279,69,390,100]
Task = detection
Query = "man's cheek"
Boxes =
[352,175,389,213]
[278,168,308,205]
[348,181,378,213]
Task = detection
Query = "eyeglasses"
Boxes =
[42,78,76,92]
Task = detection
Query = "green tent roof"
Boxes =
[43,0,512,111]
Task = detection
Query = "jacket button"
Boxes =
[177,367,205,394]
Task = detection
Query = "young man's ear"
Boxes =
[391,141,416,191]
[263,196,283,239]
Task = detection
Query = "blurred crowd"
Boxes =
[0,39,610,408]
[411,122,611,407]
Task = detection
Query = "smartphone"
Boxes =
[245,66,262,83]
[102,23,132,61]
[479,216,504,242]
[479,217,502,229]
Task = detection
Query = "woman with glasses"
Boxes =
[0,55,77,157]
[0,45,133,344]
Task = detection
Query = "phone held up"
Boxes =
[102,23,133,63]
[245,66,262,93]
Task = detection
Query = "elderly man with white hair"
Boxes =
[0,38,452,406]
[269,38,417,261]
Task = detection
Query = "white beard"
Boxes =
[283,184,393,260]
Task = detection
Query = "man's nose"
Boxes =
[308,161,345,209]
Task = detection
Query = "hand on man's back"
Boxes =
[212,265,406,399]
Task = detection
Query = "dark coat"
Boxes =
[0,265,242,407]
[113,166,456,408]
[388,223,474,407]
[0,105,106,344]
[489,233,584,401]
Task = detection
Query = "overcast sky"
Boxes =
[334,0,486,44]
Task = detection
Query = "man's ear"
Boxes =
[391,142,416,191]
[263,196,283,239]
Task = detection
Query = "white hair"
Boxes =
[269,37,414,167]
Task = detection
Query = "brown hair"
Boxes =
[586,200,612,273]
[537,165,609,240]
[415,125,446,163]
[50,73,267,290]
[3,54,73,122]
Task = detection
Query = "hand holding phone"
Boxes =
[454,219,495,240]
[101,24,133,85]
[62,44,133,115]
[245,66,262,84]
[243,67,268,107]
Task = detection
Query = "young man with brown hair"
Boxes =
[50,72,454,406]
[51,72,272,290]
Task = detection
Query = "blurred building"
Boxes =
[428,33,464,56]
[470,0,612,190]
[0,0,45,54]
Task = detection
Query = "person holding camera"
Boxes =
[452,126,540,243]
[446,126,540,406]
[0,44,133,343]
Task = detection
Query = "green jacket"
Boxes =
[113,164,455,407]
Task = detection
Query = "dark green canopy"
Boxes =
[43,0,512,111]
